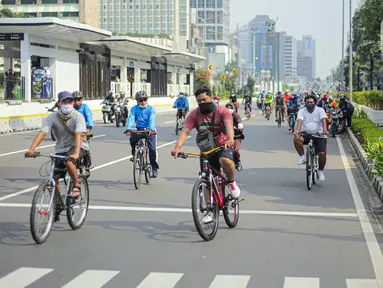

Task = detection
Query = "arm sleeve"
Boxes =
[84,105,95,128]
[41,113,54,133]
[75,113,87,133]
[221,107,233,127]
[174,98,179,107]
[183,110,197,131]
[297,109,304,121]
[149,107,156,131]
[126,106,136,130]
[319,108,327,120]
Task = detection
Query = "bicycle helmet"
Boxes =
[225,102,235,109]
[72,91,83,99]
[135,91,148,100]
[340,94,346,101]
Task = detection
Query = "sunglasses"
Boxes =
[138,99,147,103]
[74,98,82,101]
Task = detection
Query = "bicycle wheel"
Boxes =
[306,152,313,190]
[66,175,89,230]
[191,179,219,241]
[278,110,282,127]
[175,120,179,135]
[133,148,143,189]
[30,181,55,244]
[144,149,151,184]
[223,183,239,228]
[245,110,250,119]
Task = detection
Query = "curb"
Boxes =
[346,127,383,201]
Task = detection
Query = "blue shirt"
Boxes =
[174,97,189,110]
[287,97,300,109]
[126,104,156,131]
[75,103,94,128]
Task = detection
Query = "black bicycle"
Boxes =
[299,132,327,190]
[130,129,153,189]
[26,152,89,244]
[276,107,283,127]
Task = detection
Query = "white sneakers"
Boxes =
[201,181,241,224]
[297,155,306,165]
[317,170,325,181]
[297,155,326,182]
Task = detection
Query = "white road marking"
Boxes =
[0,267,53,288]
[0,137,190,202]
[164,120,175,124]
[337,136,383,287]
[137,272,183,288]
[346,279,379,288]
[209,275,250,288]
[62,270,119,288]
[283,277,320,288]
[0,202,358,218]
[0,134,106,157]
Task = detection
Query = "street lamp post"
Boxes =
[341,0,345,91]
[349,0,353,102]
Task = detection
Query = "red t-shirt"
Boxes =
[183,105,233,146]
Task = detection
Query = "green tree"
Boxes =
[195,68,211,90]
[0,8,27,18]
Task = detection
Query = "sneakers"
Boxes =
[317,170,325,181]
[202,213,213,224]
[152,169,158,178]
[228,181,241,198]
[297,155,306,165]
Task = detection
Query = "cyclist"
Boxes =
[242,93,252,115]
[124,91,159,178]
[263,91,273,118]
[171,86,240,202]
[225,102,244,171]
[25,91,88,201]
[72,91,94,130]
[274,91,285,122]
[287,93,300,131]
[173,92,189,121]
[293,95,328,181]
[229,93,238,112]
[284,90,291,104]
[213,93,220,105]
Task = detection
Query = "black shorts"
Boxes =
[176,109,186,118]
[206,148,235,171]
[302,134,328,154]
[54,147,85,177]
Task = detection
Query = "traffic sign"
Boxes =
[232,69,237,75]
[208,64,213,70]
[220,75,227,81]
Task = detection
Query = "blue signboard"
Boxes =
[32,67,51,98]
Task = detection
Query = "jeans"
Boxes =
[130,134,159,170]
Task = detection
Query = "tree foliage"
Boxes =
[195,68,211,90]
[0,8,27,18]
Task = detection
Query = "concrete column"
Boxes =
[134,60,141,83]
[171,72,177,84]
[20,33,31,102]
[120,58,128,93]
[49,57,57,100]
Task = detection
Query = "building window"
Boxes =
[21,0,36,4]
[42,0,57,3]
[62,0,78,3]
[217,0,223,8]
[217,11,223,24]
[206,11,215,24]
[206,0,215,8]
[198,0,204,8]
[63,12,79,17]
[190,0,196,8]
[197,11,204,24]
[217,26,223,40]
[206,26,215,40]
[41,12,58,17]
[1,0,16,4]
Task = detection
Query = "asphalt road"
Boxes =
[0,107,383,288]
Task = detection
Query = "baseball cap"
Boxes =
[58,91,74,101]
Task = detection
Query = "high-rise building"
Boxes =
[99,0,190,51]
[238,24,251,64]
[297,35,316,80]
[1,0,99,28]
[284,35,297,79]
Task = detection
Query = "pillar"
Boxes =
[20,33,31,102]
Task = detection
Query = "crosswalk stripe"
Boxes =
[0,267,53,288]
[136,272,183,288]
[62,270,119,288]
[209,275,251,288]
[346,279,379,288]
[283,277,320,288]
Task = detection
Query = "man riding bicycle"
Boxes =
[124,91,159,178]
[225,102,244,171]
[171,86,241,202]
[293,95,328,182]
[287,93,300,131]
[229,93,238,112]
[25,91,89,201]
[173,92,189,121]
[242,93,252,114]
[274,91,285,122]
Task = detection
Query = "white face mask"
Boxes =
[60,104,74,114]
[228,109,234,114]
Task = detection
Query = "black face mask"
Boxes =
[199,102,215,114]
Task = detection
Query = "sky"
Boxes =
[230,0,359,79]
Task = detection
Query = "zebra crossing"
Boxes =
[0,267,378,288]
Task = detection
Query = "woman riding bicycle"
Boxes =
[225,102,244,171]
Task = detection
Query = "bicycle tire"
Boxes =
[175,121,179,135]
[66,175,89,230]
[115,113,120,128]
[191,179,219,241]
[144,149,151,184]
[306,151,313,190]
[133,148,142,190]
[30,181,55,244]
[223,184,239,228]
[278,110,282,127]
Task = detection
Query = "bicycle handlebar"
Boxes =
[299,132,327,138]
[24,152,70,160]
[177,145,225,159]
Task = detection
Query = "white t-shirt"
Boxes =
[297,107,327,134]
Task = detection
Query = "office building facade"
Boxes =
[297,35,316,80]
[99,0,190,51]
[284,35,297,79]
[1,0,99,27]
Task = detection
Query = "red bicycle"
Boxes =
[177,146,243,241]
